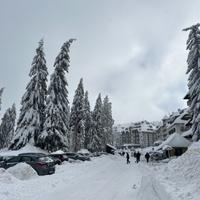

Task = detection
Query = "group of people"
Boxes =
[125,151,150,164]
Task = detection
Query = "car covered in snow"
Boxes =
[49,153,69,165]
[77,149,93,158]
[92,152,108,157]
[0,153,55,175]
[77,153,91,161]
[65,152,91,161]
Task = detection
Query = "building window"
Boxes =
[169,128,176,135]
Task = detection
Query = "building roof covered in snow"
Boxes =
[106,144,116,150]
[157,133,191,150]
[156,108,191,130]
[167,108,190,128]
[181,128,193,137]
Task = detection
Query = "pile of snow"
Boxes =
[7,163,38,180]
[153,142,200,200]
[137,175,172,200]
[166,142,200,181]
[0,168,17,184]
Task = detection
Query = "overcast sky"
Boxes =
[0,0,200,124]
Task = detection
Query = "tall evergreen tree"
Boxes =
[10,40,48,150]
[90,94,103,152]
[70,78,85,152]
[102,96,114,145]
[0,87,4,111]
[38,39,75,152]
[0,104,16,149]
[84,91,93,149]
[183,23,200,141]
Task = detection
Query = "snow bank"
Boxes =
[154,141,200,200]
[137,175,172,200]
[7,163,38,180]
[167,142,200,181]
[0,168,17,184]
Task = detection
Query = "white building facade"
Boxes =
[113,121,157,148]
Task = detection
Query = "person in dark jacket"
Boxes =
[145,152,150,163]
[126,152,130,164]
[136,151,141,163]
[133,152,137,163]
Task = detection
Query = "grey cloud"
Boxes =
[0,0,199,124]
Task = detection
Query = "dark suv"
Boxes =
[0,153,55,175]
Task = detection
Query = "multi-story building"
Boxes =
[121,126,140,147]
[113,121,157,148]
[113,108,192,149]
[156,108,192,141]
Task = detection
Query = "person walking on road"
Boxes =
[136,151,141,163]
[145,152,150,163]
[133,152,137,163]
[126,152,130,164]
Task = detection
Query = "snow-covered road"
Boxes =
[0,155,171,200]
[45,156,141,200]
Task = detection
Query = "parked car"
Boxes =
[92,152,108,157]
[48,156,62,165]
[65,152,91,161]
[149,150,166,161]
[49,153,69,165]
[0,156,16,168]
[92,152,101,157]
[77,153,91,161]
[78,152,92,158]
[0,154,55,175]
[18,152,47,157]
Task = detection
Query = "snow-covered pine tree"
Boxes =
[0,104,16,149]
[9,40,48,150]
[90,94,104,152]
[102,96,114,145]
[0,87,4,111]
[84,91,93,149]
[70,78,85,152]
[37,39,75,152]
[183,23,200,141]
